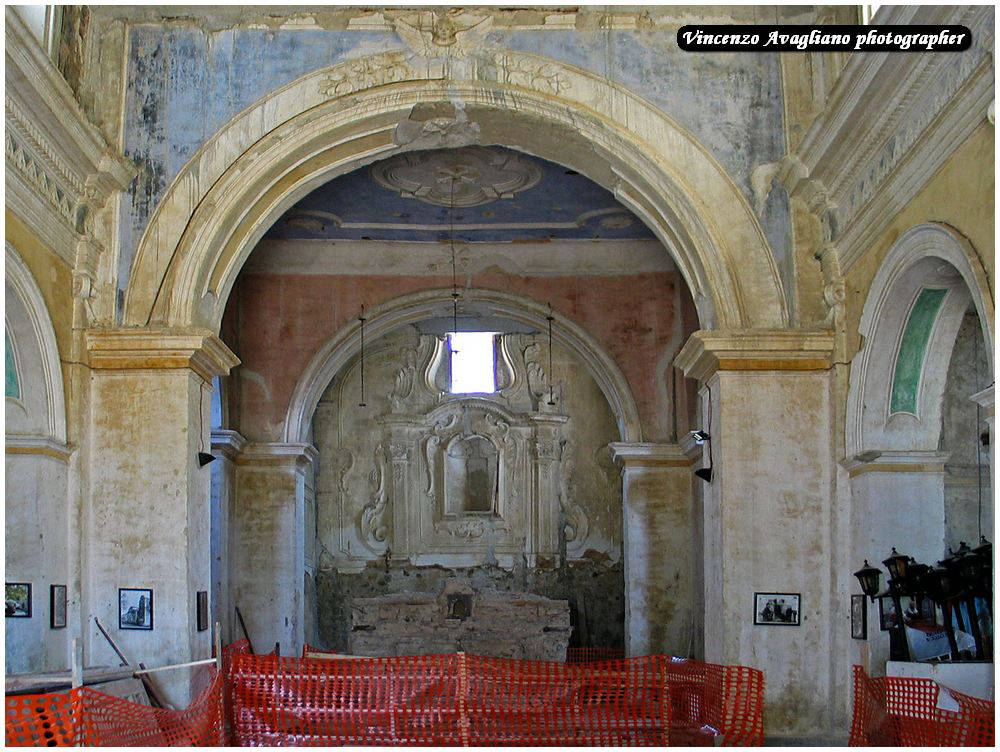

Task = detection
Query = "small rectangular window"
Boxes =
[449,332,496,393]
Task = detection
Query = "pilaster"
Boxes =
[675,329,838,737]
[82,329,238,705]
[231,442,318,656]
[610,443,694,657]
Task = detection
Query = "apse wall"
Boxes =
[224,260,698,445]
[309,325,625,653]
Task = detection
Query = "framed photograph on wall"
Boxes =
[5,583,31,618]
[50,584,67,629]
[119,588,153,630]
[196,590,208,632]
[851,594,867,640]
[754,592,800,626]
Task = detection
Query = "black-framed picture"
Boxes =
[119,588,153,630]
[754,592,800,626]
[196,590,208,632]
[5,583,31,618]
[50,584,67,629]
[878,596,897,631]
[851,594,867,640]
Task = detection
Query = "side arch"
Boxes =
[5,242,67,445]
[123,50,788,333]
[846,223,994,457]
[283,288,643,445]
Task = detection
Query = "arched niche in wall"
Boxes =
[846,223,994,579]
[4,242,67,448]
[5,242,70,674]
[847,223,993,457]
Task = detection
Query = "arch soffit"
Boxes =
[5,242,68,443]
[846,223,994,456]
[283,288,642,445]
[122,50,788,332]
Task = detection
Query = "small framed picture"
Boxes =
[119,588,153,630]
[5,583,31,618]
[50,584,67,629]
[754,592,800,626]
[851,594,867,640]
[878,596,897,631]
[196,590,209,632]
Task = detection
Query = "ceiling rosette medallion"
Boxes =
[370,147,543,208]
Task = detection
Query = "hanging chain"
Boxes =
[450,176,460,348]
[358,304,367,407]
[546,303,556,406]
[974,324,983,540]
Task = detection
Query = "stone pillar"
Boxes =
[531,414,568,567]
[971,385,995,540]
[231,442,317,656]
[210,429,245,645]
[676,329,837,738]
[843,450,949,672]
[610,443,695,658]
[85,329,238,706]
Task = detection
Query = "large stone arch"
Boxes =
[5,242,67,446]
[123,49,787,333]
[283,287,643,445]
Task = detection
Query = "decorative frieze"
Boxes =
[784,5,994,269]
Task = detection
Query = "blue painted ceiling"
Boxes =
[265,147,655,243]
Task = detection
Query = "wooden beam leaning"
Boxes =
[94,616,171,709]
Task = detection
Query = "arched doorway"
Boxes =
[846,223,994,669]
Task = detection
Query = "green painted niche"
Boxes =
[889,288,948,415]
[5,329,20,399]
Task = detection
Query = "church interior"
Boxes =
[4,4,995,745]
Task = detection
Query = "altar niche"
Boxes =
[445,434,499,516]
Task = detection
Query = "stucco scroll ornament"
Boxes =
[393,11,493,59]
[492,53,570,95]
[523,340,562,410]
[424,415,457,498]
[435,516,511,540]
[558,439,589,553]
[389,347,418,413]
[360,444,390,548]
[321,52,412,98]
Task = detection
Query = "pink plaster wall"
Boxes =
[222,271,694,442]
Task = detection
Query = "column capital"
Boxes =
[609,442,692,468]
[210,429,247,462]
[85,328,240,382]
[674,329,835,381]
[236,442,318,470]
[970,385,994,415]
[842,449,951,477]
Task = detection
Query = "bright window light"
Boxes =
[449,332,496,393]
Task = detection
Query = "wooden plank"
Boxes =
[6,667,135,694]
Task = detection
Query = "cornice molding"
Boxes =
[210,429,247,462]
[842,450,951,477]
[970,385,995,417]
[5,435,73,462]
[674,329,835,382]
[783,5,994,270]
[5,7,136,277]
[236,442,319,469]
[609,442,692,468]
[85,328,240,382]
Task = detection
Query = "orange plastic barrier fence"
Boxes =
[230,651,765,746]
[566,646,626,663]
[5,647,238,748]
[850,665,994,746]
[7,643,764,746]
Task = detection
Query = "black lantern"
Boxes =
[882,548,910,582]
[854,560,882,601]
